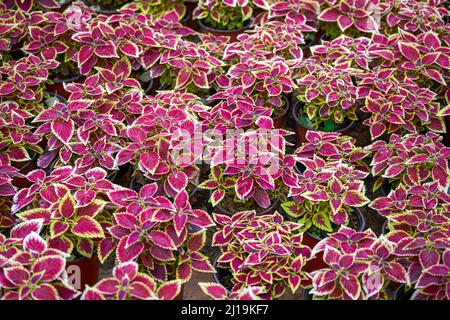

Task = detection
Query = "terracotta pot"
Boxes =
[66,254,100,291]
[272,95,290,129]
[291,100,355,147]
[46,74,84,100]
[197,18,253,42]
[303,207,366,272]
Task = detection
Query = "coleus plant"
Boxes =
[365,132,450,192]
[265,0,321,25]
[200,128,298,209]
[224,18,314,66]
[194,0,254,30]
[12,166,117,259]
[358,66,447,140]
[368,30,449,87]
[0,165,21,229]
[225,57,296,109]
[370,182,450,234]
[212,210,312,299]
[309,226,408,300]
[318,0,389,37]
[22,2,94,79]
[125,0,186,22]
[115,91,205,198]
[383,0,449,36]
[156,38,225,92]
[33,60,140,169]
[200,282,266,300]
[71,19,137,75]
[80,261,182,300]
[0,54,58,102]
[5,0,62,12]
[0,219,79,300]
[370,182,450,300]
[0,3,36,52]
[202,85,273,131]
[0,101,43,167]
[215,57,295,127]
[309,35,373,70]
[295,58,361,130]
[106,185,215,282]
[294,130,369,170]
[411,249,450,300]
[282,156,369,233]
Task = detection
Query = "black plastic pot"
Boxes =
[291,100,355,146]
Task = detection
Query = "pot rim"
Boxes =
[291,100,355,133]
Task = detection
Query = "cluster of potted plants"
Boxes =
[0,0,449,300]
